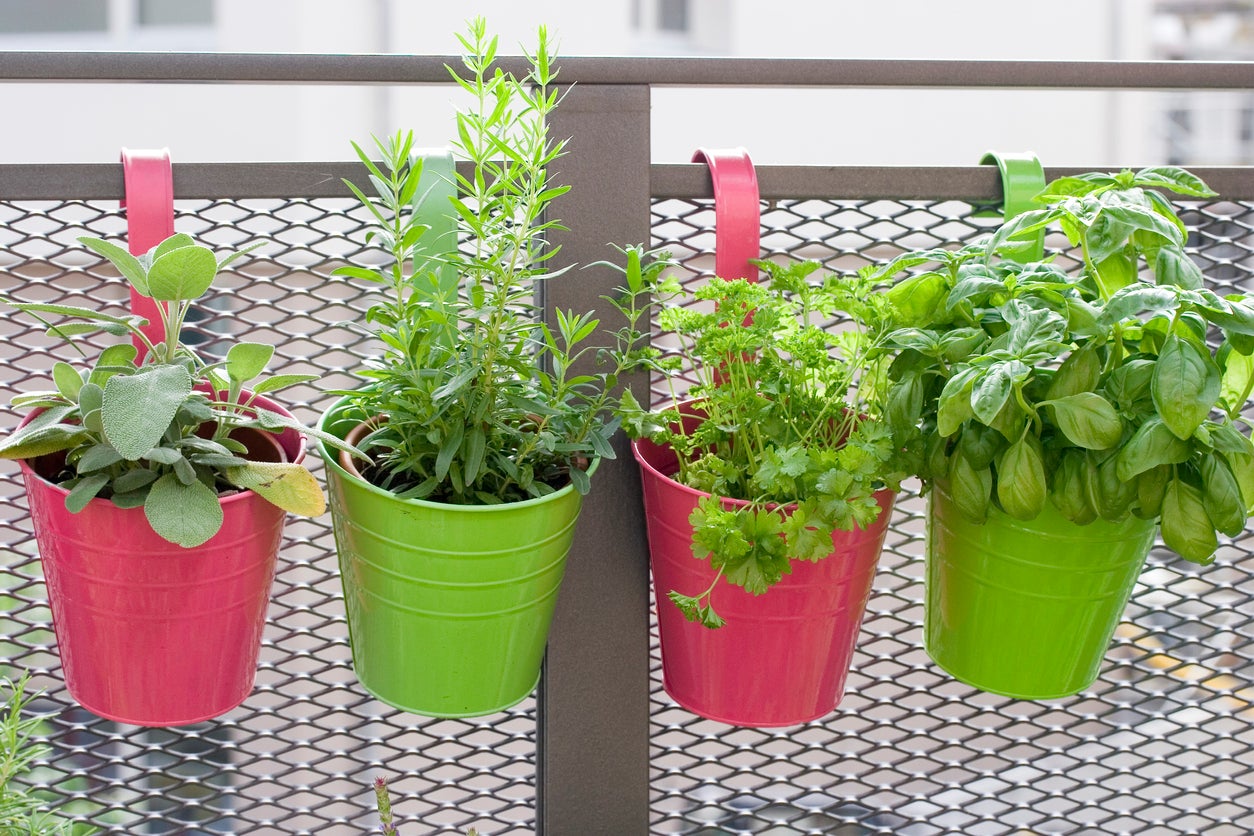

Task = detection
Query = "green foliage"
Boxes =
[620,259,903,627]
[333,19,658,505]
[878,166,1252,565]
[0,674,93,835]
[0,234,352,548]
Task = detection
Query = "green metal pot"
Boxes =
[925,483,1157,699]
[319,399,592,717]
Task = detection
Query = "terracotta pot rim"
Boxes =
[337,414,385,480]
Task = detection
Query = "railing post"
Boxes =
[538,82,653,835]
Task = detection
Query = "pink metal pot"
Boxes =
[16,393,305,726]
[633,424,894,727]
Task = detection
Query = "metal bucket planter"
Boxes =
[17,393,305,727]
[319,398,590,718]
[633,431,895,727]
[925,483,1158,699]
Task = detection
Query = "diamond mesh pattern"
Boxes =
[1,188,1252,835]
[647,196,1254,836]
[0,198,536,836]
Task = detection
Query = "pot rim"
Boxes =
[15,388,306,509]
[318,396,599,513]
[630,398,896,511]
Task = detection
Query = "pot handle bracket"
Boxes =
[979,150,1046,264]
[120,148,175,357]
[408,148,458,296]
[692,147,761,282]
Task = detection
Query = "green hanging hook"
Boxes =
[980,150,1046,263]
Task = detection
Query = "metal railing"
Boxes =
[0,55,1251,835]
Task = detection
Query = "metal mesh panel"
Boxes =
[0,198,537,836]
[648,196,1254,836]
[1,186,1252,835]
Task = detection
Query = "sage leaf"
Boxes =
[52,362,82,402]
[152,232,195,260]
[1152,335,1220,440]
[110,490,149,509]
[0,406,86,460]
[102,366,193,460]
[226,461,326,516]
[1161,479,1218,565]
[76,443,123,472]
[78,236,150,296]
[225,342,274,384]
[1047,392,1123,450]
[250,373,319,395]
[112,468,159,494]
[64,473,110,514]
[146,245,218,302]
[144,472,224,548]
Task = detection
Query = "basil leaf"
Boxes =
[1152,335,1220,441]
[1135,464,1170,519]
[1047,392,1123,450]
[1051,449,1098,524]
[937,367,979,437]
[949,453,992,524]
[995,434,1046,520]
[971,361,1029,426]
[1116,418,1192,482]
[1161,478,1218,565]
[1096,452,1136,521]
[1045,343,1101,401]
[1201,452,1247,537]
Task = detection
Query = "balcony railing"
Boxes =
[0,55,1251,835]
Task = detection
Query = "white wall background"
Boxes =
[0,0,1230,168]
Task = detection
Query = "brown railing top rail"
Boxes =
[3,162,1254,201]
[0,52,1252,89]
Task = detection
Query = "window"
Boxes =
[633,0,690,34]
[137,0,212,26]
[659,0,688,32]
[0,0,107,33]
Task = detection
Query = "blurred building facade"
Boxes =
[0,0,1249,166]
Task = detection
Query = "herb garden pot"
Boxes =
[926,482,1158,699]
[633,432,895,727]
[17,393,306,727]
[319,398,592,718]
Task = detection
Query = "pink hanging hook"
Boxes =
[120,148,174,358]
[692,147,760,282]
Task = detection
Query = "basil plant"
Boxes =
[0,234,352,548]
[878,167,1254,564]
